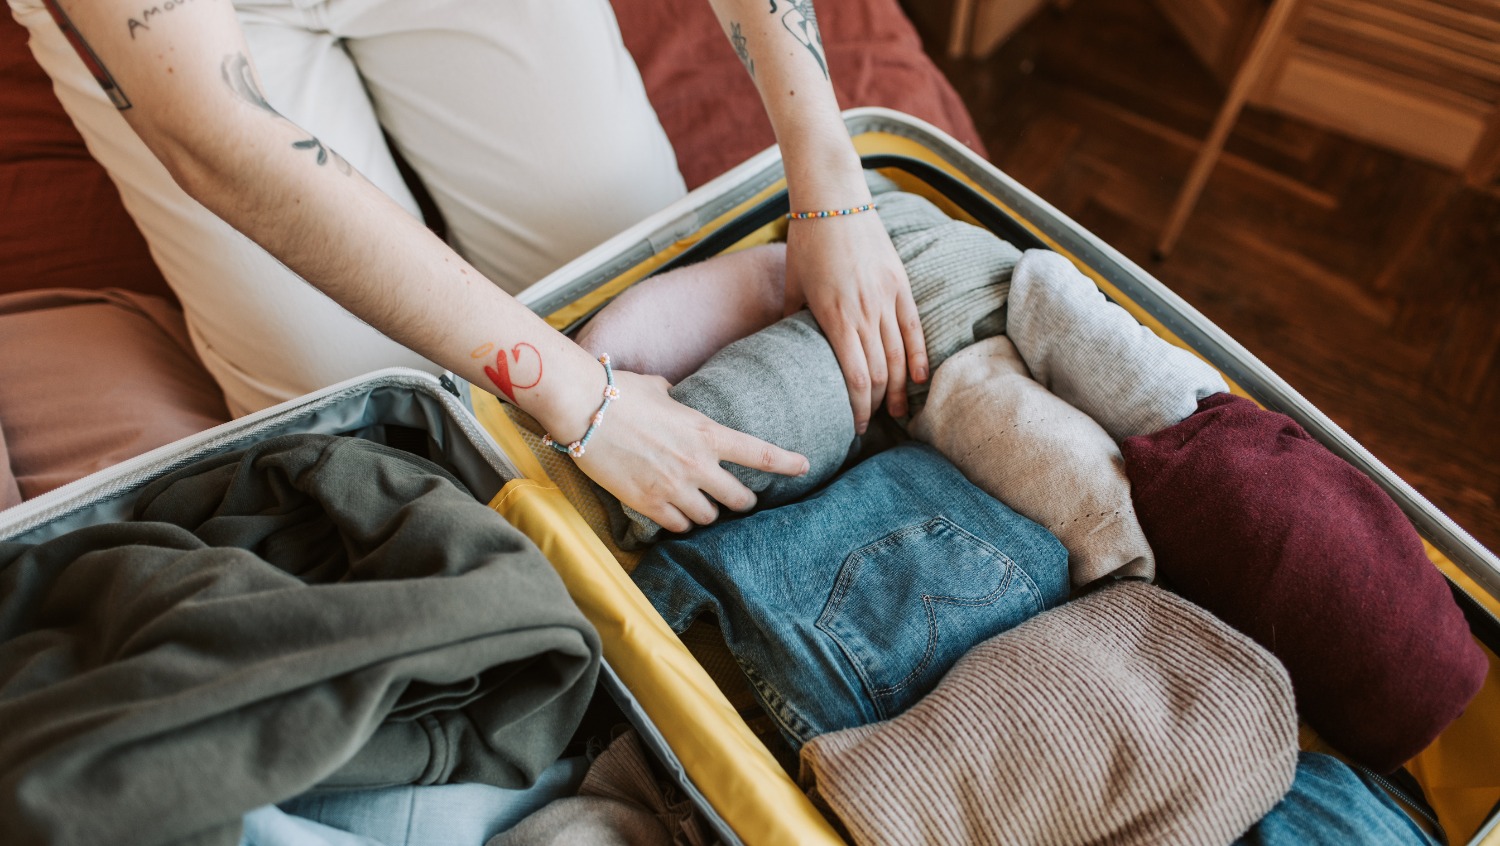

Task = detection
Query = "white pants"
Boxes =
[11,0,686,415]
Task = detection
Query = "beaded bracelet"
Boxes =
[786,201,878,220]
[542,354,619,459]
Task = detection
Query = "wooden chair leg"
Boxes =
[948,0,978,59]
[1155,0,1301,259]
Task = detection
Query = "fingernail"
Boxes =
[799,460,811,477]
[857,422,868,436]
[915,364,928,383]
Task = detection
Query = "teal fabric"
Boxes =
[1235,753,1437,845]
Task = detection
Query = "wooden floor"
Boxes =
[917,0,1500,553]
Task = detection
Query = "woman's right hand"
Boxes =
[573,370,810,532]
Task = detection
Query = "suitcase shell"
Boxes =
[0,368,747,845]
[459,107,1500,846]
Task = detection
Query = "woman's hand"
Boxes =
[574,370,810,532]
[785,209,928,432]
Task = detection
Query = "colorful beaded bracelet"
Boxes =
[786,201,878,220]
[542,354,619,459]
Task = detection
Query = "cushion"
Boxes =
[0,13,173,300]
[1121,392,1489,773]
[0,289,229,500]
[613,0,986,189]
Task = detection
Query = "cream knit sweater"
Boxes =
[800,582,1298,846]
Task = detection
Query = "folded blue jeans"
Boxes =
[1235,753,1437,845]
[631,443,1070,748]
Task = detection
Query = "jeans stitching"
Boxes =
[741,661,818,746]
[817,515,1041,715]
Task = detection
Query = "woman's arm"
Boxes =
[702,0,929,430]
[42,0,808,531]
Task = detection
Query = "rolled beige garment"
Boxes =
[910,336,1154,588]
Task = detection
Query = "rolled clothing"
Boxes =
[631,443,1069,749]
[574,171,1015,392]
[1122,393,1488,773]
[574,243,788,386]
[1234,753,1437,845]
[0,434,601,846]
[606,175,1020,548]
[606,310,855,549]
[486,730,715,846]
[799,581,1299,846]
[870,173,1018,406]
[910,335,1154,588]
[1007,248,1228,441]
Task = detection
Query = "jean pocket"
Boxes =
[816,515,1045,721]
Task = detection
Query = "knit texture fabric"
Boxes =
[911,336,1153,587]
[609,310,855,548]
[1122,393,1489,773]
[799,582,1299,846]
[1007,249,1227,441]
[0,434,601,846]
[869,173,1017,407]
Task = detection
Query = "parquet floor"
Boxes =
[918,0,1500,553]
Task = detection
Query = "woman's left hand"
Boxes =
[784,207,928,433]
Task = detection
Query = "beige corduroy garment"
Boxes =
[799,582,1298,846]
[910,336,1154,588]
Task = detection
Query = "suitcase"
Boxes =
[457,107,1500,846]
[5,108,1495,846]
[0,367,750,845]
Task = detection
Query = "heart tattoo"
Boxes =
[484,342,544,402]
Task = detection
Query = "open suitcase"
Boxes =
[2,108,1495,845]
[458,107,1500,846]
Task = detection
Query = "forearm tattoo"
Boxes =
[221,52,277,115]
[473,342,545,403]
[42,0,131,109]
[730,21,754,78]
[125,0,200,40]
[221,53,351,174]
[769,0,827,80]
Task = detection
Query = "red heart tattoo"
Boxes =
[484,342,543,402]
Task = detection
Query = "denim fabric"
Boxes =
[241,757,589,846]
[1235,753,1437,845]
[632,443,1070,748]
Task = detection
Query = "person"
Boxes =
[9,0,929,534]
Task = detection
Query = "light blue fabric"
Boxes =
[1235,753,1437,845]
[631,443,1070,749]
[242,808,385,846]
[241,756,590,846]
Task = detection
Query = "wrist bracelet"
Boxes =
[542,354,619,459]
[786,201,878,220]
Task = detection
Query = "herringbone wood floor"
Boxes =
[918,0,1500,553]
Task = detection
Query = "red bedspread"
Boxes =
[614,0,985,189]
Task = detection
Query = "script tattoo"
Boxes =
[729,22,754,78]
[221,53,352,174]
[768,0,826,79]
[125,0,198,40]
[42,0,131,109]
